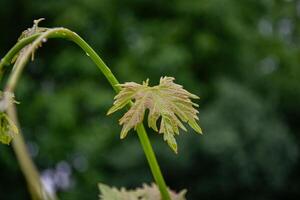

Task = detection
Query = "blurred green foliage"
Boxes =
[1,0,300,199]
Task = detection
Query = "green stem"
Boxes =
[136,124,171,199]
[1,28,171,200]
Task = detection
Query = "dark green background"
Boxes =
[1,0,300,199]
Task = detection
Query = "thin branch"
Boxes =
[1,27,171,200]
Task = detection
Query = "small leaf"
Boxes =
[98,183,187,200]
[0,132,12,145]
[0,113,18,145]
[0,91,19,145]
[14,18,49,64]
[4,113,19,135]
[18,18,48,41]
[108,76,202,153]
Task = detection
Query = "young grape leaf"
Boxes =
[98,183,187,200]
[0,91,19,145]
[11,18,49,65]
[107,76,202,153]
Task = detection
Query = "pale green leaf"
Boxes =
[0,91,19,145]
[98,183,187,200]
[107,76,202,153]
[0,113,18,145]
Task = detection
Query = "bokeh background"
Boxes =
[1,0,300,199]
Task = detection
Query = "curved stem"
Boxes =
[7,104,56,200]
[1,28,171,200]
[0,33,40,68]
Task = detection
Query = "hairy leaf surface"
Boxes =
[98,183,187,200]
[108,77,202,153]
